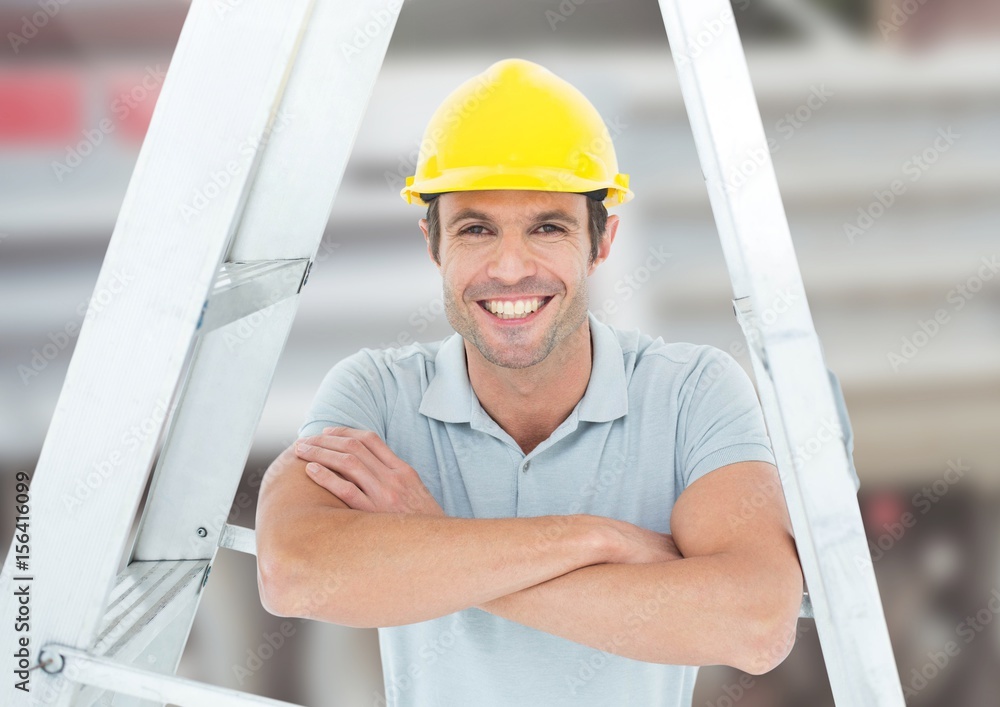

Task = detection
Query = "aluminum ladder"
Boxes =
[0,0,905,705]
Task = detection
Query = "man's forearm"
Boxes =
[475,552,802,673]
[270,509,610,628]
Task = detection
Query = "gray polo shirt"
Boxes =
[297,310,777,707]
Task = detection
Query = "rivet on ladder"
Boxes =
[37,646,64,674]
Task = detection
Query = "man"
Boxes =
[255,58,803,706]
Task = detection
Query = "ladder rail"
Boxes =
[113,0,401,702]
[656,0,905,704]
[0,0,400,704]
[0,1,315,701]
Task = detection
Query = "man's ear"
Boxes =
[588,213,620,274]
[418,218,440,269]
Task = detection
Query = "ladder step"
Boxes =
[40,644,306,707]
[72,560,207,707]
[220,524,257,556]
[98,560,207,659]
[197,259,310,334]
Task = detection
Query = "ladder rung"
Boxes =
[198,259,310,333]
[40,644,305,707]
[97,560,207,659]
[72,560,207,707]
[220,524,257,556]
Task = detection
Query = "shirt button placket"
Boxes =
[522,460,531,473]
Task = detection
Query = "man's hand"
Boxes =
[294,426,445,516]
[602,519,684,564]
[547,515,683,566]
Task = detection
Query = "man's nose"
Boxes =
[485,233,536,282]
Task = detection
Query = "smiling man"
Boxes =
[255,58,803,707]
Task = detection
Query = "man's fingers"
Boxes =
[305,463,374,512]
[297,446,377,496]
[301,429,386,471]
[319,426,402,469]
[296,435,382,492]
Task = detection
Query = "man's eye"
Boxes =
[459,225,489,235]
[538,224,565,234]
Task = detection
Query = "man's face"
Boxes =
[420,189,615,370]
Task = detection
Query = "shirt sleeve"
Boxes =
[675,345,776,490]
[296,348,391,441]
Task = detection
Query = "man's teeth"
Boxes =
[482,297,546,319]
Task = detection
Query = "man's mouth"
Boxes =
[477,296,553,321]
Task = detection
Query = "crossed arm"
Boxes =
[255,427,803,674]
[472,459,803,674]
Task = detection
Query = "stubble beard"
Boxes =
[443,276,590,370]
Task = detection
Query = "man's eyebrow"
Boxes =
[446,209,493,229]
[446,208,581,229]
[533,210,580,228]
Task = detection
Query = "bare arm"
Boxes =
[473,461,804,674]
[255,442,615,628]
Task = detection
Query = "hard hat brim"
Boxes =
[401,168,633,208]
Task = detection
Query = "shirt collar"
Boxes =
[418,310,629,424]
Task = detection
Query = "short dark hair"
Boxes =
[425,195,609,266]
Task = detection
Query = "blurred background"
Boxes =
[1,0,999,705]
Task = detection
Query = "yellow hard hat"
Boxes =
[400,58,633,208]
